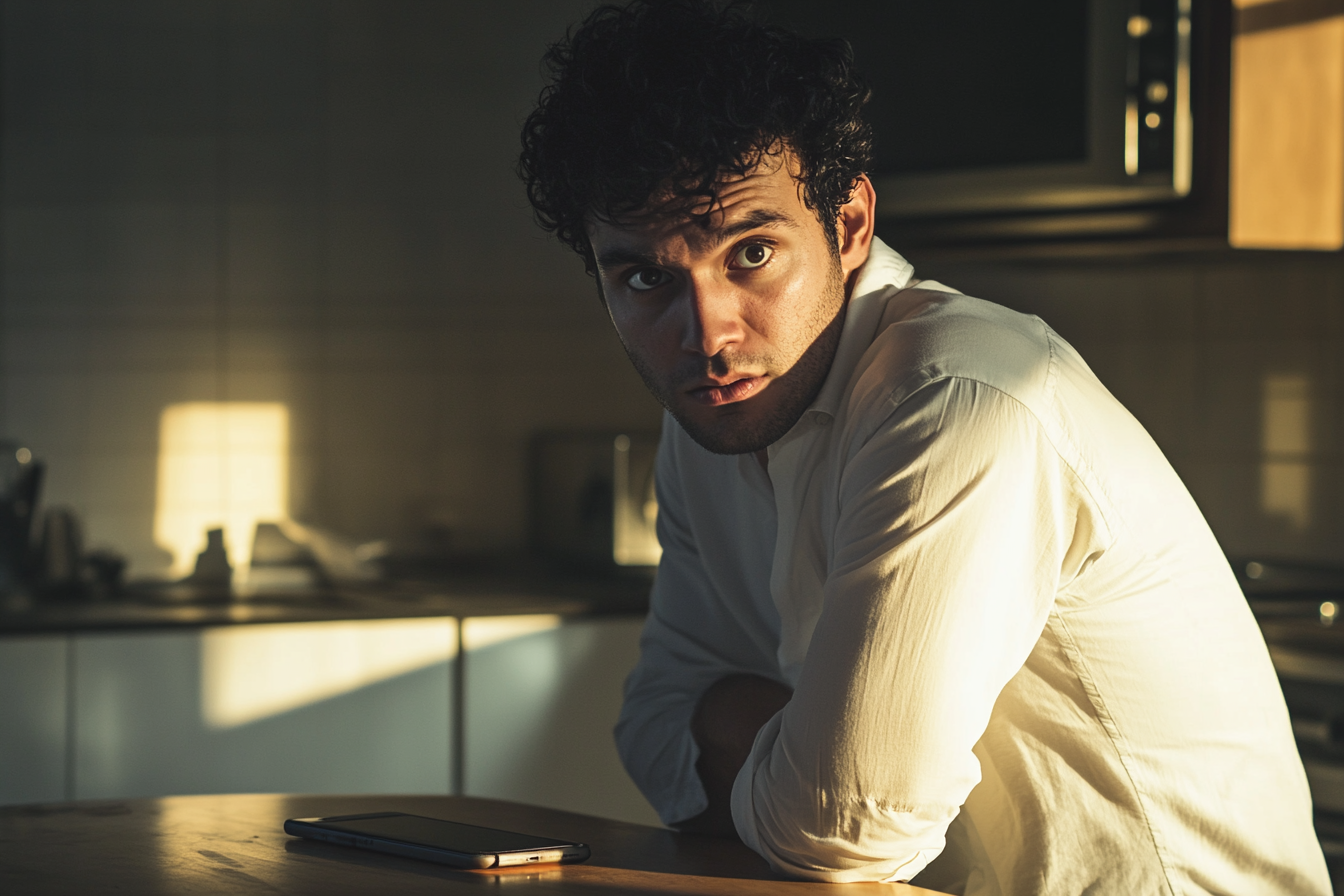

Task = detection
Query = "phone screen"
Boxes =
[309,814,573,855]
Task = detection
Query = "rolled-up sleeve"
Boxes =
[732,376,1103,882]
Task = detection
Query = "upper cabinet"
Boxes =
[1229,0,1344,250]
[771,0,1344,254]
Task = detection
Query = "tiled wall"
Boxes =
[2,1,1340,577]
[916,250,1344,566]
[0,0,660,576]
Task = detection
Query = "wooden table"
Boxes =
[0,794,947,894]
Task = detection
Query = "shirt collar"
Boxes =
[805,237,915,420]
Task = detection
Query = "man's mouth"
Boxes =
[686,376,767,406]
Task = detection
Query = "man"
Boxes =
[518,1,1330,893]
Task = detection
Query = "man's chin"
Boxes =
[670,403,788,456]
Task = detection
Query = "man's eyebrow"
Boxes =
[704,208,798,249]
[596,247,662,270]
[595,209,798,272]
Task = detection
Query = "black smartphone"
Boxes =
[284,811,591,869]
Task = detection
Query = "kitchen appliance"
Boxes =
[0,441,43,597]
[758,0,1230,246]
[530,431,661,571]
[1239,558,1344,886]
[37,506,83,593]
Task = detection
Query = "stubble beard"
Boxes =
[621,264,848,456]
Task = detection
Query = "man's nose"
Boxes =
[681,275,746,358]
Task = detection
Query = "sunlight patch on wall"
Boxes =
[155,402,289,578]
[1261,373,1313,529]
[201,618,458,729]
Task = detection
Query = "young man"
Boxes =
[519,2,1329,893]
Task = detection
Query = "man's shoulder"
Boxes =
[845,286,1058,419]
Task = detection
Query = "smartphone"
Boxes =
[284,811,591,869]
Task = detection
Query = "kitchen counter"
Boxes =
[0,563,657,814]
[0,565,653,635]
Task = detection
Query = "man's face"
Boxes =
[588,156,871,456]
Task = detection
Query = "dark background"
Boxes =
[762,0,1090,173]
[0,0,1339,577]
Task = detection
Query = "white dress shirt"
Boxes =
[613,238,1331,894]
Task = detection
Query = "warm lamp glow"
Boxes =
[154,402,289,578]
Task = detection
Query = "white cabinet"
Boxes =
[463,615,659,826]
[72,618,455,800]
[0,636,68,804]
[0,613,657,827]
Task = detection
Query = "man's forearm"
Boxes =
[678,673,793,838]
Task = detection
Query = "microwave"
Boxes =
[757,0,1229,246]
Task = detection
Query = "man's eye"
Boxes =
[732,243,772,269]
[627,268,669,291]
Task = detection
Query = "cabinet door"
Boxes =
[73,618,455,799]
[463,615,660,826]
[0,636,68,805]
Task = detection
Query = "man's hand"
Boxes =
[678,673,793,838]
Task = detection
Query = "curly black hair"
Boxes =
[518,0,873,274]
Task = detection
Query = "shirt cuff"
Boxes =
[729,711,942,883]
[729,710,781,860]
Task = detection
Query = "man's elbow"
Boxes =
[749,824,946,884]
[733,784,957,883]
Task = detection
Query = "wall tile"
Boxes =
[4,0,1341,578]
[3,203,221,324]
[1197,255,1344,340]
[5,324,219,373]
[19,446,90,521]
[78,453,160,517]
[1078,339,1201,460]
[224,326,323,374]
[924,259,1203,346]
[325,324,438,371]
[2,372,97,453]
[82,369,222,454]
[1195,339,1338,462]
[222,203,324,323]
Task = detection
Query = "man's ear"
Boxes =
[836,174,876,286]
